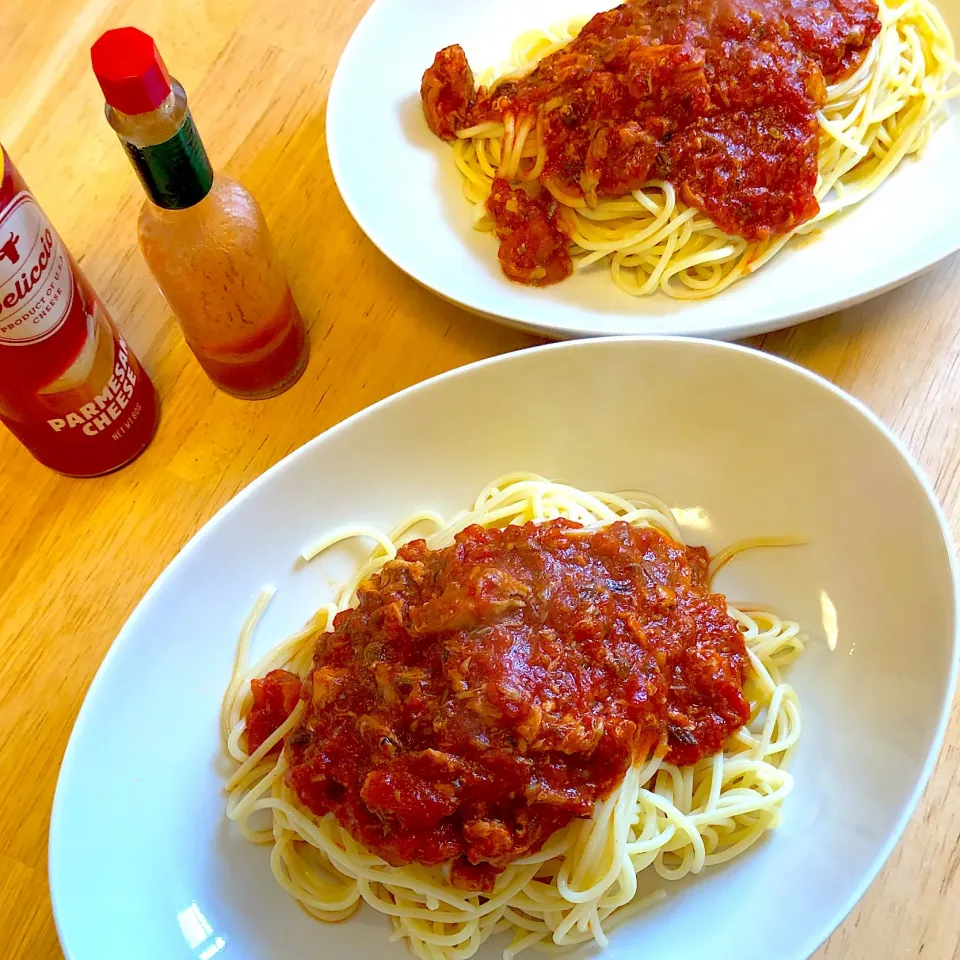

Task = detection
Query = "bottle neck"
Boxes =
[106,80,214,210]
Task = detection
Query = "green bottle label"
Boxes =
[124,110,214,210]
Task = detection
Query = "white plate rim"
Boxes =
[48,336,960,958]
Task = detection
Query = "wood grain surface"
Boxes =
[1,0,958,957]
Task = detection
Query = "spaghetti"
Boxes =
[222,475,804,959]
[424,0,960,299]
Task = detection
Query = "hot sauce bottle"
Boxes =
[91,28,309,400]
[0,146,158,476]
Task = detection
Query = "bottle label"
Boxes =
[43,324,145,439]
[0,191,75,345]
[0,147,158,475]
[124,110,214,210]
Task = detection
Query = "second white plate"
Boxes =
[327,0,960,339]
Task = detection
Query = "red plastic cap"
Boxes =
[91,27,172,115]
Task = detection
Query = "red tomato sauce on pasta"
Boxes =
[420,0,879,285]
[246,519,750,890]
[245,669,301,754]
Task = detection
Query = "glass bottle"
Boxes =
[91,27,308,400]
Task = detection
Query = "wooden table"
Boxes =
[2,0,958,956]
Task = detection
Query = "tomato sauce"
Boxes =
[485,177,572,285]
[421,0,880,285]
[245,668,302,754]
[247,519,750,890]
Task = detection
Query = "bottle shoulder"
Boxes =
[137,174,268,248]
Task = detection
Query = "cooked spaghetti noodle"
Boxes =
[435,0,959,298]
[222,475,804,959]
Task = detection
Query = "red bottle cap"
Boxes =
[91,27,172,115]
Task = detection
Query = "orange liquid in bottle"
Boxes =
[189,289,307,399]
[137,173,308,400]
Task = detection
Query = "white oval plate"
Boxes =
[50,338,958,960]
[327,0,960,340]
